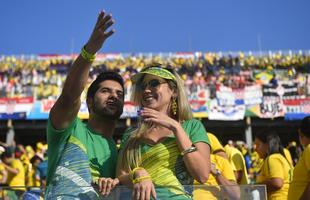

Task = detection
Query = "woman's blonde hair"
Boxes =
[118,65,193,172]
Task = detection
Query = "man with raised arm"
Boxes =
[45,11,124,199]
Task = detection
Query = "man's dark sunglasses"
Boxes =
[141,79,167,90]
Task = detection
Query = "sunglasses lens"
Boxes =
[141,79,162,90]
[149,80,161,88]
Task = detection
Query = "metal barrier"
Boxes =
[0,185,266,200]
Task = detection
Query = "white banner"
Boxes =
[208,99,245,121]
[244,85,262,105]
[216,85,235,106]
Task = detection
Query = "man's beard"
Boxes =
[92,101,123,120]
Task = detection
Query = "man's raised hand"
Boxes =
[85,10,115,54]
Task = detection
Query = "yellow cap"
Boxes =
[36,142,44,150]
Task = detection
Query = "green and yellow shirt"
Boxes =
[46,117,118,199]
[121,119,210,199]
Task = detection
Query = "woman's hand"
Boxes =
[97,177,119,196]
[132,169,157,200]
[85,10,115,54]
[132,179,156,200]
[140,107,180,132]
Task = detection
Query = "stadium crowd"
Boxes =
[0,51,310,199]
[0,51,310,100]
[0,129,307,199]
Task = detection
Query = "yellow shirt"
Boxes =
[283,148,293,166]
[193,154,236,200]
[27,166,40,187]
[224,145,249,184]
[7,159,26,190]
[288,144,310,200]
[256,153,293,200]
[207,133,224,153]
[0,163,5,182]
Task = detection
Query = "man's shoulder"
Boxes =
[12,159,23,168]
[47,117,82,135]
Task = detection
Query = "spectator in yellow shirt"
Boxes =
[0,146,7,184]
[288,116,310,200]
[0,162,7,185]
[1,148,26,197]
[207,132,228,159]
[255,130,293,200]
[224,144,249,185]
[193,154,240,200]
[283,147,293,166]
[28,155,43,187]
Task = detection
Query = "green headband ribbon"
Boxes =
[131,67,176,83]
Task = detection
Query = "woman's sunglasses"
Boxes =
[141,79,167,90]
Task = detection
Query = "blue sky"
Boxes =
[0,0,309,55]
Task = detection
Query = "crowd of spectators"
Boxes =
[0,136,303,199]
[1,51,310,100]
[0,141,47,199]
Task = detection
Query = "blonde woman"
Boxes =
[116,65,211,199]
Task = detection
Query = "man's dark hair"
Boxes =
[300,116,310,138]
[86,71,124,100]
[1,147,14,159]
[30,155,43,164]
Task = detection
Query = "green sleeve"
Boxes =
[183,119,210,145]
[47,117,78,146]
